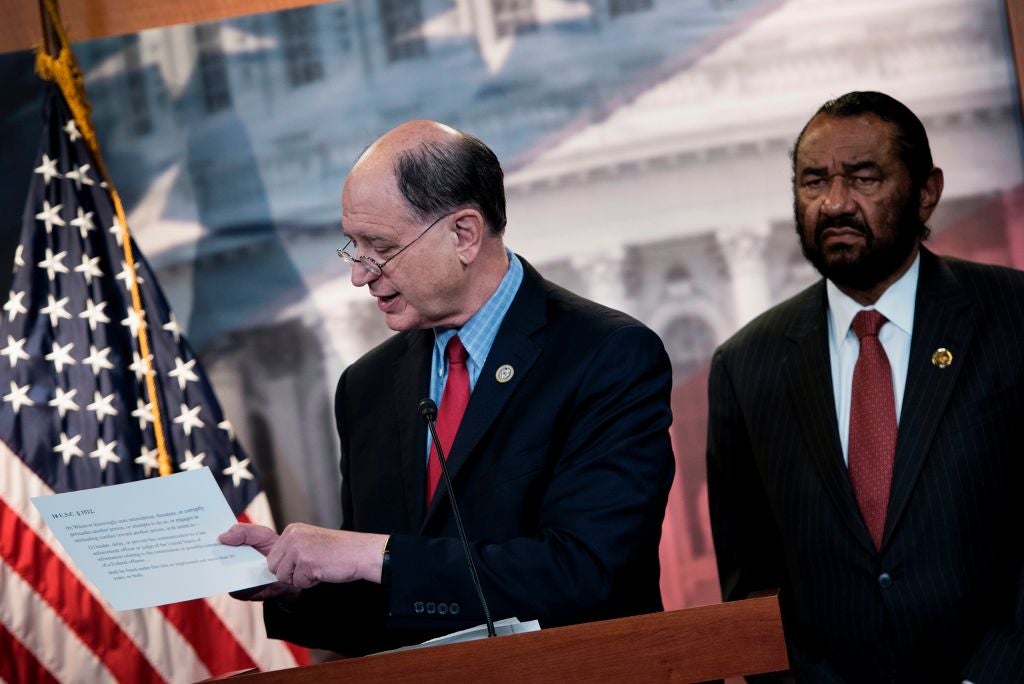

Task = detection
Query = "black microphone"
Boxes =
[418,398,438,422]
[418,398,496,638]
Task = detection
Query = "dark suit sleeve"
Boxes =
[706,348,785,602]
[961,267,1024,681]
[963,564,1024,680]
[707,349,822,682]
[262,367,398,654]
[385,324,674,629]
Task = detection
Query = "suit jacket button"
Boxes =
[426,602,436,614]
[450,602,460,615]
[414,602,425,614]
[878,572,893,589]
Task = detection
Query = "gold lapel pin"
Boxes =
[495,364,514,383]
[931,348,953,369]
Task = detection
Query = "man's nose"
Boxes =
[822,177,854,215]
[350,263,379,287]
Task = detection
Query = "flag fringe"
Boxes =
[33,0,174,476]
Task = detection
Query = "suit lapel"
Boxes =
[423,260,546,524]
[392,329,433,531]
[783,283,877,554]
[882,249,972,548]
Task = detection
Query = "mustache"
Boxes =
[816,214,869,237]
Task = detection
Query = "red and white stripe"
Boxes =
[0,441,306,683]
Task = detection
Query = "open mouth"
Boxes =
[375,292,400,311]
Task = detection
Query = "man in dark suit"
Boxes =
[221,120,675,655]
[707,91,1024,681]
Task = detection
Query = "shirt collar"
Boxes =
[433,247,522,365]
[827,251,920,342]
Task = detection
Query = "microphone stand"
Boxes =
[421,400,497,638]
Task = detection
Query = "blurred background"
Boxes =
[1,0,1021,611]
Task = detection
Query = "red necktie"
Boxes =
[848,310,897,550]
[426,336,470,506]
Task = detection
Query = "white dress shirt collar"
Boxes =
[826,251,920,341]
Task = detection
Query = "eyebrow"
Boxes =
[340,226,392,248]
[799,160,882,178]
[366,235,395,249]
[843,161,882,174]
[799,166,828,178]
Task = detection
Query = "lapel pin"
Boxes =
[931,348,953,369]
[495,364,514,383]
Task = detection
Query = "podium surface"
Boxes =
[231,594,787,683]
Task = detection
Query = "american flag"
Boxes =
[0,81,307,682]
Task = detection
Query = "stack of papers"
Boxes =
[379,617,542,654]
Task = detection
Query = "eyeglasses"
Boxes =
[336,212,451,277]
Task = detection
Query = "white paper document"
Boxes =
[378,617,542,654]
[31,467,275,611]
[419,617,541,646]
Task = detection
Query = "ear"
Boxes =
[449,208,486,266]
[917,167,944,223]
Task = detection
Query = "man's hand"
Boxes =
[220,522,279,555]
[266,524,389,589]
[219,523,297,601]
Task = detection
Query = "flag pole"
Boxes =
[38,0,59,58]
[34,0,175,476]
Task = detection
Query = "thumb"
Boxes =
[219,523,278,556]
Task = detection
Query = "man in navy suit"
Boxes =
[221,120,675,655]
[707,91,1024,681]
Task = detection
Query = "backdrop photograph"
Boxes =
[0,0,1022,679]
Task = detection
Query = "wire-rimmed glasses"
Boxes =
[337,212,451,277]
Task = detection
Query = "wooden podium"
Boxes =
[229,594,788,683]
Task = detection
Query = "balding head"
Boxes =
[339,121,511,331]
[353,120,461,172]
[349,120,507,235]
